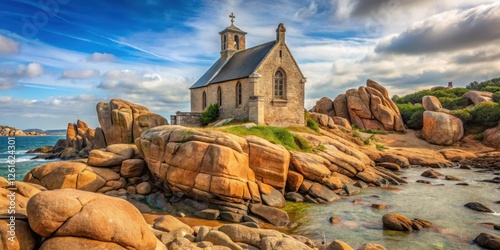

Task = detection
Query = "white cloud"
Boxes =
[86,52,116,62]
[61,68,100,79]
[0,35,20,55]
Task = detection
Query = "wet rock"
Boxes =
[475,232,500,250]
[220,211,243,222]
[194,209,220,220]
[382,214,414,232]
[445,175,462,181]
[421,169,443,179]
[309,183,340,202]
[371,204,387,209]
[248,203,289,227]
[329,217,340,224]
[416,180,432,184]
[261,186,286,208]
[464,202,494,213]
[343,184,361,196]
[377,162,401,171]
[285,192,304,202]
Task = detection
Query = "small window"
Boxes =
[234,35,239,50]
[236,82,242,106]
[274,69,286,99]
[217,87,222,107]
[279,50,282,58]
[202,91,207,110]
[223,35,227,50]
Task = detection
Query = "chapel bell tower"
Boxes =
[219,12,246,60]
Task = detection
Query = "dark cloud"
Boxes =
[375,3,500,54]
[453,50,500,64]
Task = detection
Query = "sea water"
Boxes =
[0,136,64,181]
[288,168,500,249]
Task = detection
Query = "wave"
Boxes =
[0,155,52,163]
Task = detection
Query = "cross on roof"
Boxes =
[229,12,235,25]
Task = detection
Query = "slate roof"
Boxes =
[190,41,276,89]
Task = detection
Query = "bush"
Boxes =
[407,109,425,129]
[493,91,500,103]
[466,77,500,90]
[482,86,500,93]
[470,101,500,127]
[200,104,219,125]
[305,113,319,132]
[440,97,471,110]
[450,108,472,123]
[397,103,424,127]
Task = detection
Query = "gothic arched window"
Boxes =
[236,81,242,106]
[217,87,222,107]
[274,69,286,99]
[202,91,207,110]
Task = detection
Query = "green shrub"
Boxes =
[439,97,471,110]
[466,77,500,90]
[397,103,424,128]
[407,109,425,129]
[305,112,319,132]
[482,86,500,93]
[470,101,500,127]
[200,104,219,125]
[493,91,500,102]
[450,108,472,123]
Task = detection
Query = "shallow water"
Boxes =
[289,168,500,249]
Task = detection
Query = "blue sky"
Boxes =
[1,0,499,129]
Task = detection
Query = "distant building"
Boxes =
[447,82,453,88]
[171,13,306,127]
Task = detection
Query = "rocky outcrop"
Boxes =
[0,125,45,136]
[462,91,493,105]
[340,80,405,132]
[483,122,500,150]
[97,99,168,145]
[313,97,336,117]
[312,80,404,132]
[65,120,95,156]
[24,144,148,195]
[422,111,464,145]
[27,189,158,249]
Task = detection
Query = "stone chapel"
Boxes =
[174,13,306,127]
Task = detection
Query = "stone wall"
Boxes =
[191,78,252,122]
[255,43,305,127]
[171,112,202,127]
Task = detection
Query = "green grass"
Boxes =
[375,143,388,150]
[305,112,320,132]
[220,125,313,152]
[359,129,387,135]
